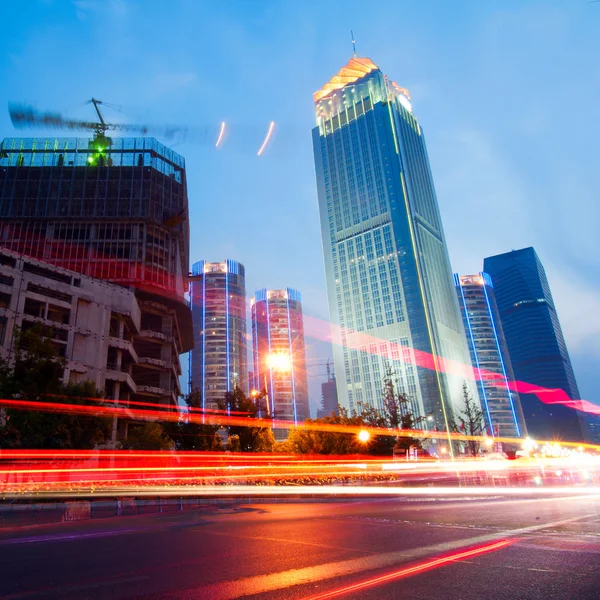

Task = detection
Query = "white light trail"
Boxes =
[215,121,226,148]
[257,121,275,156]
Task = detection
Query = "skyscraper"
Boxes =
[189,259,248,409]
[483,247,587,442]
[312,57,478,432]
[251,288,309,438]
[0,136,192,412]
[454,273,526,439]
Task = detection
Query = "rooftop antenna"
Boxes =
[351,30,357,57]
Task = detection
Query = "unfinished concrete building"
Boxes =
[0,249,141,436]
[0,136,193,412]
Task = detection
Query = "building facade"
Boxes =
[251,288,309,438]
[312,57,479,433]
[0,136,193,410]
[189,259,248,410]
[483,248,587,442]
[0,248,141,439]
[454,273,526,439]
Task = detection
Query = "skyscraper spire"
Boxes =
[351,30,356,57]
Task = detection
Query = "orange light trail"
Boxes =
[257,121,275,156]
[215,121,226,147]
[302,538,518,599]
[2,396,599,452]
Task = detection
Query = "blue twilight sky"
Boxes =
[1,0,599,415]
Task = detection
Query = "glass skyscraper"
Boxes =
[483,247,587,442]
[251,288,309,439]
[454,273,526,439]
[312,57,479,432]
[189,259,248,409]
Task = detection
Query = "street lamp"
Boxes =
[267,351,291,372]
[357,430,370,443]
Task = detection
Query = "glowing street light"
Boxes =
[267,352,291,372]
[357,430,370,443]
[484,437,494,448]
[250,389,260,398]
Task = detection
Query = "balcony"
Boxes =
[139,300,169,314]
[108,337,139,362]
[105,369,137,393]
[139,329,168,342]
[138,356,168,369]
[137,385,168,397]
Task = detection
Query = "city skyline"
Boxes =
[0,1,598,415]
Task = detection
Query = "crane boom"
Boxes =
[7,101,197,144]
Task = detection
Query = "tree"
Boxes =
[0,326,111,449]
[286,408,364,455]
[217,386,271,452]
[163,389,223,451]
[226,434,241,452]
[254,428,276,452]
[456,382,486,456]
[380,365,423,454]
[122,422,174,450]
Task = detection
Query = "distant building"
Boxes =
[0,136,193,412]
[251,288,309,439]
[189,260,248,410]
[317,362,338,419]
[0,248,141,439]
[586,415,600,445]
[454,273,526,439]
[484,248,588,442]
[311,56,480,434]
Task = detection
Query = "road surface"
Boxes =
[1,492,599,599]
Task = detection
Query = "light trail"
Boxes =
[215,121,226,148]
[8,485,600,500]
[2,396,599,452]
[1,448,598,497]
[302,538,518,599]
[302,314,600,417]
[257,121,275,156]
[46,394,251,416]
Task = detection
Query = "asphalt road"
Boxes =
[1,493,599,599]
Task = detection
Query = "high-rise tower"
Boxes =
[0,136,192,414]
[251,288,309,439]
[189,259,248,409]
[484,247,587,442]
[454,273,526,439]
[312,57,478,432]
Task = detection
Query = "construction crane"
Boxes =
[307,358,335,381]
[9,98,192,152]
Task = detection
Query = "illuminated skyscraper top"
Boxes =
[312,56,479,436]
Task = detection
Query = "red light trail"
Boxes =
[302,538,518,599]
[302,314,600,417]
